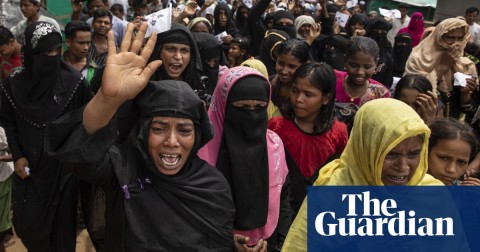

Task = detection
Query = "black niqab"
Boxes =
[393,33,413,77]
[193,32,228,95]
[216,76,270,230]
[272,10,296,39]
[2,21,85,126]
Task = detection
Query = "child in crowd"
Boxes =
[270,39,311,118]
[428,118,480,186]
[268,62,348,215]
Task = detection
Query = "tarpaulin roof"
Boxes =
[393,0,437,8]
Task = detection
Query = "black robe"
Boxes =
[0,61,92,251]
[45,108,235,252]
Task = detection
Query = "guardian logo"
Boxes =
[306,186,479,252]
[315,191,454,237]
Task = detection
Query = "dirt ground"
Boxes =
[5,228,95,252]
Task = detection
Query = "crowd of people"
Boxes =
[0,0,479,251]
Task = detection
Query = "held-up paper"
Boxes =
[379,8,401,19]
[145,6,172,38]
[335,11,350,28]
[453,72,472,87]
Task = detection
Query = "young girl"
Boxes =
[336,36,390,105]
[270,39,311,117]
[334,36,390,130]
[394,74,443,125]
[268,62,348,214]
[428,118,480,186]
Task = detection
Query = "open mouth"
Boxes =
[387,175,407,183]
[160,154,180,167]
[169,64,182,72]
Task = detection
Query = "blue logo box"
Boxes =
[307,186,480,252]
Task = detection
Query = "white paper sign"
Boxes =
[379,8,401,19]
[145,6,172,38]
[335,11,350,28]
[346,0,358,9]
[243,0,253,8]
[215,31,228,43]
[454,72,472,87]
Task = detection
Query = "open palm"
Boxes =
[101,23,162,104]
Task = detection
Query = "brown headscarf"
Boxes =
[404,18,471,93]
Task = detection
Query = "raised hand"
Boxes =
[100,22,162,105]
[83,22,162,136]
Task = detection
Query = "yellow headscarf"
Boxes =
[281,98,442,252]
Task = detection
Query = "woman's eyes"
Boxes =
[178,128,193,135]
[152,127,166,133]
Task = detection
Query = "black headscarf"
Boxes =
[149,23,203,92]
[216,76,270,230]
[346,13,369,37]
[366,17,394,87]
[1,21,85,126]
[392,33,413,77]
[259,29,289,77]
[133,80,233,247]
[235,4,250,38]
[272,10,296,39]
[21,22,62,103]
[213,3,239,37]
[320,34,349,71]
[193,32,227,95]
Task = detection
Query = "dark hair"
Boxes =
[286,62,337,134]
[133,0,147,9]
[231,36,249,51]
[110,3,124,13]
[271,39,311,108]
[393,74,432,99]
[65,21,91,40]
[466,6,480,15]
[275,39,311,65]
[93,8,113,22]
[398,3,409,9]
[0,26,14,46]
[429,118,478,162]
[345,36,379,62]
[87,0,108,7]
[346,13,369,37]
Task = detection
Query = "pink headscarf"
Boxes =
[197,66,288,246]
[398,12,425,47]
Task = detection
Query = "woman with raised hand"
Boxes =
[45,23,235,251]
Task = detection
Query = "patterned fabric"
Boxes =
[334,70,390,106]
[0,54,22,80]
[87,37,108,67]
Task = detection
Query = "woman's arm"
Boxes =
[83,22,162,136]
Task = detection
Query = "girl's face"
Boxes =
[228,43,244,63]
[397,87,420,111]
[428,138,471,185]
[350,23,365,34]
[344,51,377,86]
[290,77,330,122]
[275,52,303,84]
